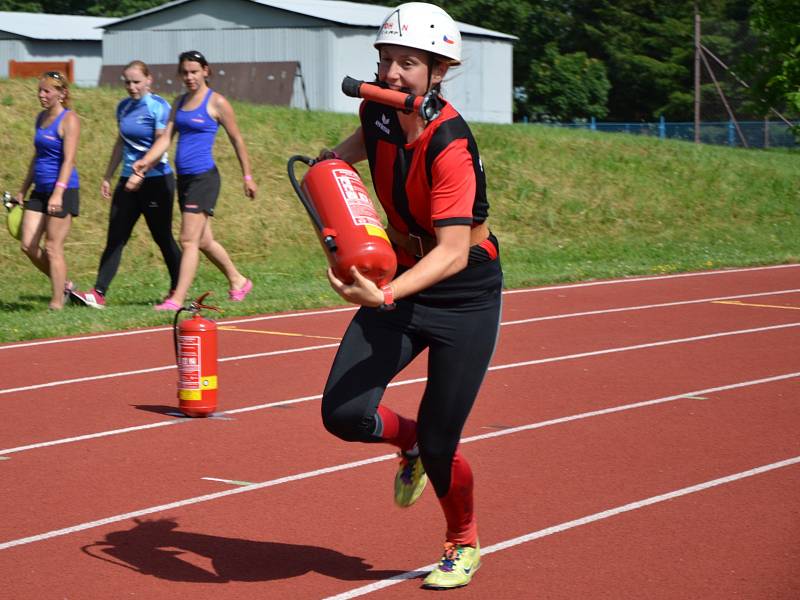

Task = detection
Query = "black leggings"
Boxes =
[322,287,502,497]
[95,174,181,294]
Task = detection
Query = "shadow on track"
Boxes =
[81,518,406,583]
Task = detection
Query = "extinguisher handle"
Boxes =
[287,155,338,254]
[2,191,19,209]
[341,76,441,122]
[190,291,221,313]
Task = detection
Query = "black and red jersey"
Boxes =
[359,98,501,302]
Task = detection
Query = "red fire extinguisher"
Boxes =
[173,293,221,417]
[288,156,396,287]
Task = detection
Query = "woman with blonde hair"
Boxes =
[14,71,80,310]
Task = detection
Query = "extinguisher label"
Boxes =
[178,335,201,390]
[332,169,383,228]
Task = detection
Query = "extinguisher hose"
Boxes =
[341,76,440,122]
[287,155,337,253]
[172,306,188,363]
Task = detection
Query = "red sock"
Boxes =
[376,405,417,452]
[438,451,478,546]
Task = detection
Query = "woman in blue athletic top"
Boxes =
[72,60,182,309]
[14,71,80,310]
[133,50,257,311]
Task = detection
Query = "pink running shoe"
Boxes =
[71,288,106,309]
[229,278,253,301]
[154,299,181,311]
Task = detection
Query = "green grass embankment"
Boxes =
[0,77,798,342]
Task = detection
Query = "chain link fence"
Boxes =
[530,118,798,149]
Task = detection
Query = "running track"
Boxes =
[1,264,798,599]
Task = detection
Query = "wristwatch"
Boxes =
[378,284,396,311]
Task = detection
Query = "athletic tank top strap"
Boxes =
[39,108,69,134]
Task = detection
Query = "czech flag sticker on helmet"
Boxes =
[6,203,23,240]
[374,2,462,64]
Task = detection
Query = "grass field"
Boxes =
[0,77,798,343]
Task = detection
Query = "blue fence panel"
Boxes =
[532,119,799,149]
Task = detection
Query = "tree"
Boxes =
[0,0,164,15]
[748,0,800,118]
[86,0,164,17]
[525,44,610,120]
[0,0,43,10]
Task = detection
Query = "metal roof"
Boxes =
[0,12,115,41]
[102,0,517,41]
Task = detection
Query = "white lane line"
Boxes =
[0,454,395,551]
[0,343,340,396]
[459,371,800,445]
[0,370,796,550]
[503,263,800,295]
[0,307,357,351]
[3,287,800,397]
[2,264,797,352]
[1,324,798,457]
[0,394,324,455]
[323,455,800,599]
[503,288,800,325]
[488,322,800,374]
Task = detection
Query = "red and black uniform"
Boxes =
[322,98,502,545]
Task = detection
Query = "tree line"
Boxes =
[2,0,797,123]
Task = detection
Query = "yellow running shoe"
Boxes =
[394,452,427,507]
[422,541,481,589]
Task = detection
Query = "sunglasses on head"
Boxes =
[179,51,207,66]
[44,71,64,80]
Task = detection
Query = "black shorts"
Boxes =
[25,188,80,218]
[177,167,220,216]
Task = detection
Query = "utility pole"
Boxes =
[694,2,701,143]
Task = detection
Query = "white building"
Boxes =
[0,12,114,87]
[101,0,516,123]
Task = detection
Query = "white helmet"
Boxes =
[374,2,462,64]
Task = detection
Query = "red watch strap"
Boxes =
[381,284,394,306]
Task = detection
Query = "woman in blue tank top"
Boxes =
[133,50,257,311]
[14,71,81,310]
[71,60,182,310]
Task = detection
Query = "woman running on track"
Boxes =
[133,50,256,311]
[14,71,80,310]
[319,3,502,589]
[71,60,181,309]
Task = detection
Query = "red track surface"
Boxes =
[1,265,799,599]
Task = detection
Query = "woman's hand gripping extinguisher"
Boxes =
[287,156,396,287]
[173,293,221,417]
